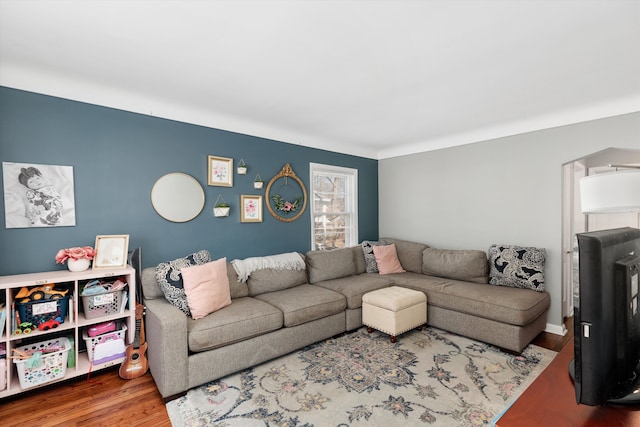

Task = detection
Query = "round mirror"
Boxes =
[151,173,205,222]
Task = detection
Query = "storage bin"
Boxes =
[81,289,124,319]
[16,296,68,329]
[13,337,71,389]
[82,324,127,364]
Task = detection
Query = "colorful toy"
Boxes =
[15,284,68,303]
[87,320,116,337]
[38,317,62,331]
[14,322,36,335]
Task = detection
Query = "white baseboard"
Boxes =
[545,322,567,336]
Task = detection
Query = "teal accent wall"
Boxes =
[0,87,378,275]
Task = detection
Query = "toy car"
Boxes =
[38,317,62,331]
[15,284,69,303]
[14,322,36,335]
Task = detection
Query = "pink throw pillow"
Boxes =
[373,244,406,274]
[181,257,231,319]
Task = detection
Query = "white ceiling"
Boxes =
[1,1,639,159]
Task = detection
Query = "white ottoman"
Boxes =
[362,286,427,343]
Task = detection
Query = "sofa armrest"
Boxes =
[144,297,189,398]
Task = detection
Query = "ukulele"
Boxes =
[119,303,148,379]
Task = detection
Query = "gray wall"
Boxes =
[0,87,379,275]
[379,112,640,330]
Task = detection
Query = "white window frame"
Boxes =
[310,162,358,250]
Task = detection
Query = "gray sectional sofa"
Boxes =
[141,237,550,400]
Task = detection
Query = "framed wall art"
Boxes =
[93,234,130,269]
[2,162,76,228]
[208,155,233,187]
[240,195,262,223]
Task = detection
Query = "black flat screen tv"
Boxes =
[571,227,640,406]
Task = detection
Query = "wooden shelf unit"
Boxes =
[0,266,135,398]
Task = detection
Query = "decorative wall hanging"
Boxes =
[241,195,262,222]
[208,155,233,187]
[237,159,247,175]
[2,162,76,228]
[253,174,264,189]
[265,163,307,223]
[213,194,230,217]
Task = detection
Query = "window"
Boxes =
[310,163,358,250]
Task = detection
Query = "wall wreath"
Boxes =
[265,163,307,223]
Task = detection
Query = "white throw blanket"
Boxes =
[231,252,305,282]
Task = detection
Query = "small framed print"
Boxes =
[208,155,233,187]
[93,234,130,269]
[241,195,262,223]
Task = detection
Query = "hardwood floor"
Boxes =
[0,319,574,427]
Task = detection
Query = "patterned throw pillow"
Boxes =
[361,240,387,273]
[488,244,546,291]
[155,250,212,315]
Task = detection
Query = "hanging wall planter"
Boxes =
[213,194,230,217]
[237,159,247,175]
[254,174,264,189]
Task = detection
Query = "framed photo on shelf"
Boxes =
[208,155,233,187]
[93,234,130,269]
[241,195,262,223]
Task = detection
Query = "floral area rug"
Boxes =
[166,327,556,426]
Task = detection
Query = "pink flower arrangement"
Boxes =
[55,246,96,264]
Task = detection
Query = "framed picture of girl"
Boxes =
[2,162,76,228]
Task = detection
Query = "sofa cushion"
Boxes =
[181,258,231,320]
[187,297,283,352]
[488,244,546,292]
[306,247,356,283]
[422,248,488,284]
[352,245,366,274]
[390,273,550,326]
[247,268,308,296]
[373,244,406,274]
[226,262,249,299]
[381,238,429,273]
[361,240,387,273]
[255,284,346,327]
[312,273,391,309]
[155,249,212,316]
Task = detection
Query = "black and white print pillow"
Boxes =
[155,249,212,315]
[488,244,546,292]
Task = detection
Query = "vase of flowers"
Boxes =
[55,246,95,272]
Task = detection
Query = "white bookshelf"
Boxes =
[0,266,135,398]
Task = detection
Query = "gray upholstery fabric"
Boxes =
[305,247,356,283]
[247,268,308,296]
[422,248,489,284]
[187,297,283,352]
[312,273,391,309]
[255,284,346,327]
[427,305,548,353]
[352,245,366,274]
[226,262,249,299]
[142,236,551,398]
[381,238,429,273]
[141,267,164,300]
[187,313,346,394]
[390,273,549,326]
